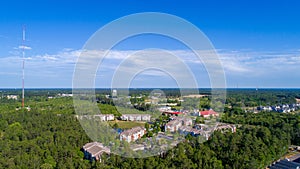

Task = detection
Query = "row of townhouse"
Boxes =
[6,95,18,100]
[257,103,300,113]
[94,114,115,121]
[57,93,73,97]
[120,126,146,142]
[120,114,151,121]
[76,114,154,121]
[164,117,193,132]
[75,114,115,121]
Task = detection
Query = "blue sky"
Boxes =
[1,0,300,88]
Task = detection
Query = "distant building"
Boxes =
[215,123,236,133]
[7,95,18,100]
[120,114,151,121]
[76,114,114,121]
[256,103,300,113]
[82,142,110,162]
[112,89,117,98]
[158,103,178,106]
[94,114,115,121]
[158,106,171,112]
[257,106,272,111]
[120,126,146,142]
[58,93,73,97]
[183,94,207,98]
[199,109,219,118]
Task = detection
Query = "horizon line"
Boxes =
[1,87,300,90]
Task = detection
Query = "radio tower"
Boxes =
[22,26,25,108]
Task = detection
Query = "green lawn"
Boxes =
[108,120,145,129]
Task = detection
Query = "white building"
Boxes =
[76,114,114,121]
[60,93,73,97]
[120,126,146,143]
[7,95,18,100]
[165,117,192,132]
[165,119,183,132]
[120,114,151,121]
[158,106,171,112]
[112,89,117,98]
[94,114,115,121]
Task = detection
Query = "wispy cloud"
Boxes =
[18,45,32,50]
[0,48,300,88]
[219,50,300,76]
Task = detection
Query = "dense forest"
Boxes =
[0,89,300,168]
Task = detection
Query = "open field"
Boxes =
[108,120,145,129]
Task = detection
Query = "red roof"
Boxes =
[200,110,218,116]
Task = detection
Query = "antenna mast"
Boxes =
[22,26,25,108]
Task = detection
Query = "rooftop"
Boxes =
[120,126,145,137]
[200,109,218,116]
[83,142,110,157]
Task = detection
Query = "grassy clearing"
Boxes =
[108,120,145,129]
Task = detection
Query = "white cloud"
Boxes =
[18,45,32,50]
[1,48,300,88]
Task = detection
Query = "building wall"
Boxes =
[121,114,151,121]
[120,128,146,142]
